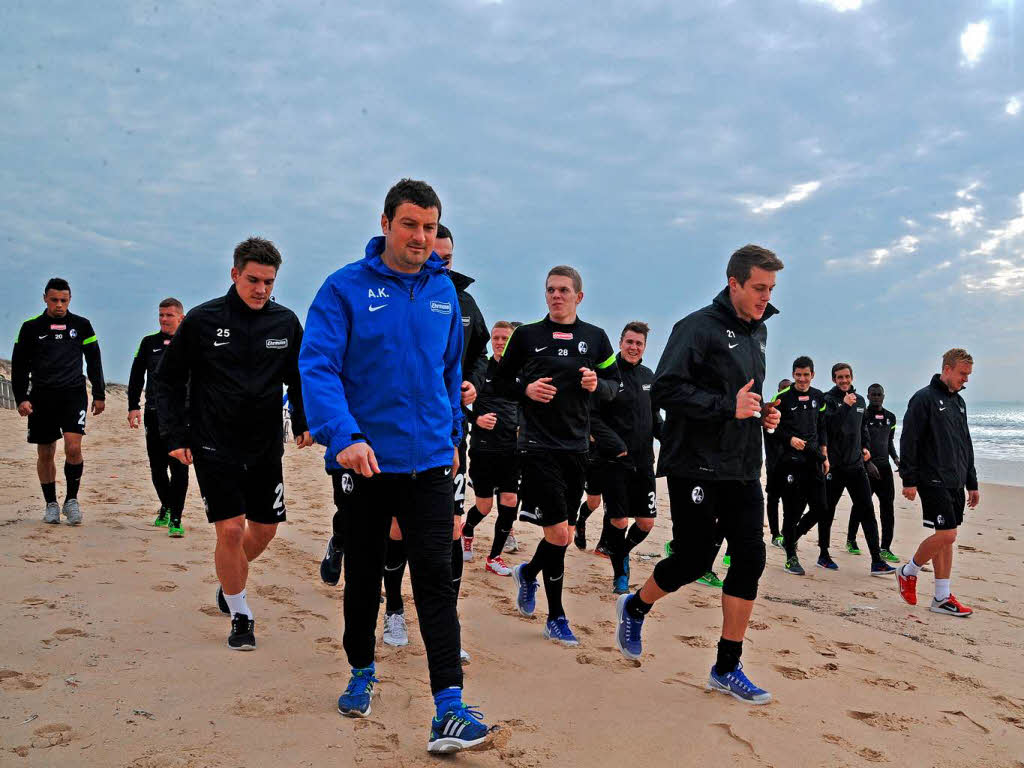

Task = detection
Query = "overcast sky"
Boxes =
[2,0,1021,406]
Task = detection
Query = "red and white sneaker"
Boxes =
[462,536,474,562]
[485,556,512,576]
[930,594,972,617]
[895,565,917,606]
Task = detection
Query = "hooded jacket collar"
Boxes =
[448,269,475,292]
[711,287,778,330]
[227,284,267,314]
[930,372,965,396]
[362,236,447,278]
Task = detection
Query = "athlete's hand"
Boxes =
[169,447,193,466]
[526,377,557,403]
[735,379,762,420]
[452,447,460,476]
[92,399,105,416]
[337,442,380,478]
[127,409,142,429]
[476,413,497,430]
[790,437,807,451]
[843,393,857,407]
[579,367,598,392]
[295,430,313,448]
[461,381,477,406]
[902,486,917,501]
[968,489,980,508]
[862,448,871,462]
[17,401,32,417]
[761,399,781,430]
[823,458,830,476]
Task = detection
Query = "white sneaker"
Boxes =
[460,647,471,664]
[462,536,474,562]
[62,499,82,525]
[485,556,513,576]
[43,502,61,524]
[382,612,409,646]
[504,534,519,553]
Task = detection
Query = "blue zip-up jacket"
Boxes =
[299,236,464,473]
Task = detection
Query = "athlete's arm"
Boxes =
[492,326,529,400]
[443,292,466,447]
[590,398,627,458]
[283,316,310,446]
[127,338,147,427]
[466,306,489,394]
[592,332,620,401]
[11,319,34,412]
[652,402,664,441]
[154,313,194,453]
[897,393,926,489]
[888,420,900,466]
[652,321,733,421]
[81,319,105,409]
[964,402,979,497]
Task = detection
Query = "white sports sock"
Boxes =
[902,558,922,577]
[224,589,252,619]
[934,579,951,602]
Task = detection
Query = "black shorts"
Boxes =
[194,458,286,524]
[454,437,468,516]
[518,451,587,527]
[468,449,520,498]
[583,458,604,496]
[919,485,965,531]
[603,463,657,519]
[26,388,88,444]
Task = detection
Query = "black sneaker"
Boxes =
[574,518,587,550]
[320,535,343,586]
[228,613,256,651]
[216,585,230,615]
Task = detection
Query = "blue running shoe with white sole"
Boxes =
[427,703,491,753]
[512,563,538,617]
[615,593,643,660]
[543,616,580,646]
[613,574,629,594]
[708,662,772,705]
[337,666,378,717]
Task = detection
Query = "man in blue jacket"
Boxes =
[299,179,491,754]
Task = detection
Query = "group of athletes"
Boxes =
[11,178,980,754]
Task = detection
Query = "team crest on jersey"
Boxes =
[69,328,78,338]
[341,473,354,494]
[812,399,817,407]
[787,474,795,484]
[759,342,766,352]
[552,332,573,340]
[430,301,452,315]
[691,486,704,504]
[578,341,588,354]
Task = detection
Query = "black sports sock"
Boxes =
[542,543,568,620]
[383,537,406,615]
[625,590,653,620]
[624,523,650,554]
[41,482,57,504]
[576,500,592,524]
[609,524,628,578]
[461,504,486,539]
[522,538,554,582]
[488,503,517,559]
[451,537,464,600]
[714,637,743,675]
[64,462,83,500]
[596,515,614,551]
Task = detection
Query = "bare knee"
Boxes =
[64,439,83,464]
[453,516,463,540]
[586,494,601,512]
[610,517,628,529]
[248,521,278,549]
[37,443,57,462]
[216,519,246,549]
[389,517,403,541]
[935,528,957,546]
[476,497,494,514]
[498,492,517,507]
[544,523,571,547]
[636,518,655,533]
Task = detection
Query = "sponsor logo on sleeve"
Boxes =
[266,338,288,349]
[430,301,452,315]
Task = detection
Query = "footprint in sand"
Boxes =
[254,584,298,606]
[347,719,401,765]
[54,627,87,640]
[151,582,178,592]
[314,636,343,654]
[677,635,714,648]
[277,616,305,632]
[0,670,45,690]
[847,710,919,732]
[822,734,886,763]
[748,621,770,631]
[575,650,640,669]
[835,641,875,655]
[774,663,839,680]
[169,564,188,572]
[31,722,73,748]
[864,677,917,691]
[198,605,223,617]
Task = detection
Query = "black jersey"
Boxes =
[11,311,105,402]
[823,385,869,471]
[470,357,519,452]
[591,354,662,468]
[771,385,827,465]
[128,331,174,412]
[864,405,899,467]
[899,374,977,491]
[494,315,619,453]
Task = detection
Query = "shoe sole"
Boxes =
[382,637,409,647]
[708,677,772,705]
[338,703,371,718]
[169,531,184,538]
[614,593,641,660]
[784,568,805,576]
[485,565,512,576]
[543,630,580,647]
[512,567,535,618]
[427,734,490,753]
[816,563,838,571]
[929,606,972,617]
[227,641,256,651]
[870,569,896,577]
[44,519,60,524]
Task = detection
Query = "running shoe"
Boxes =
[708,662,772,705]
[816,555,839,571]
[615,593,643,660]
[784,557,805,576]
[574,517,587,550]
[320,535,343,586]
[722,554,731,568]
[870,561,896,576]
[895,564,917,605]
[168,518,184,538]
[62,499,82,525]
[337,666,378,717]
[929,594,972,617]
[613,575,630,594]
[485,556,512,576]
[664,540,674,557]
[227,613,255,651]
[846,541,862,555]
[770,536,784,549]
[622,554,630,578]
[153,508,169,527]
[43,502,61,524]
[427,703,490,753]
[462,536,474,562]
[594,541,611,559]
[216,585,230,615]
[543,616,580,647]
[697,571,724,588]
[880,548,900,563]
[503,533,519,553]
[460,647,471,664]
[382,612,409,647]
[512,563,538,617]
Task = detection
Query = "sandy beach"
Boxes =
[2,387,1023,767]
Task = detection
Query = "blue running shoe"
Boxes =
[543,616,580,647]
[615,593,643,660]
[427,703,491,753]
[622,554,630,578]
[512,563,538,618]
[613,575,629,594]
[708,662,772,705]
[337,666,378,717]
[816,555,839,571]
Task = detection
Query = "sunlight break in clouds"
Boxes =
[936,207,981,234]
[960,20,990,66]
[1007,96,1022,116]
[972,192,1024,257]
[749,181,821,214]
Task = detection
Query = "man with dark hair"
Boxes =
[896,349,978,617]
[590,321,662,594]
[497,265,619,647]
[821,364,895,575]
[12,277,105,525]
[765,376,792,549]
[128,298,189,537]
[857,383,901,563]
[615,244,782,704]
[155,236,312,651]
[299,180,491,752]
